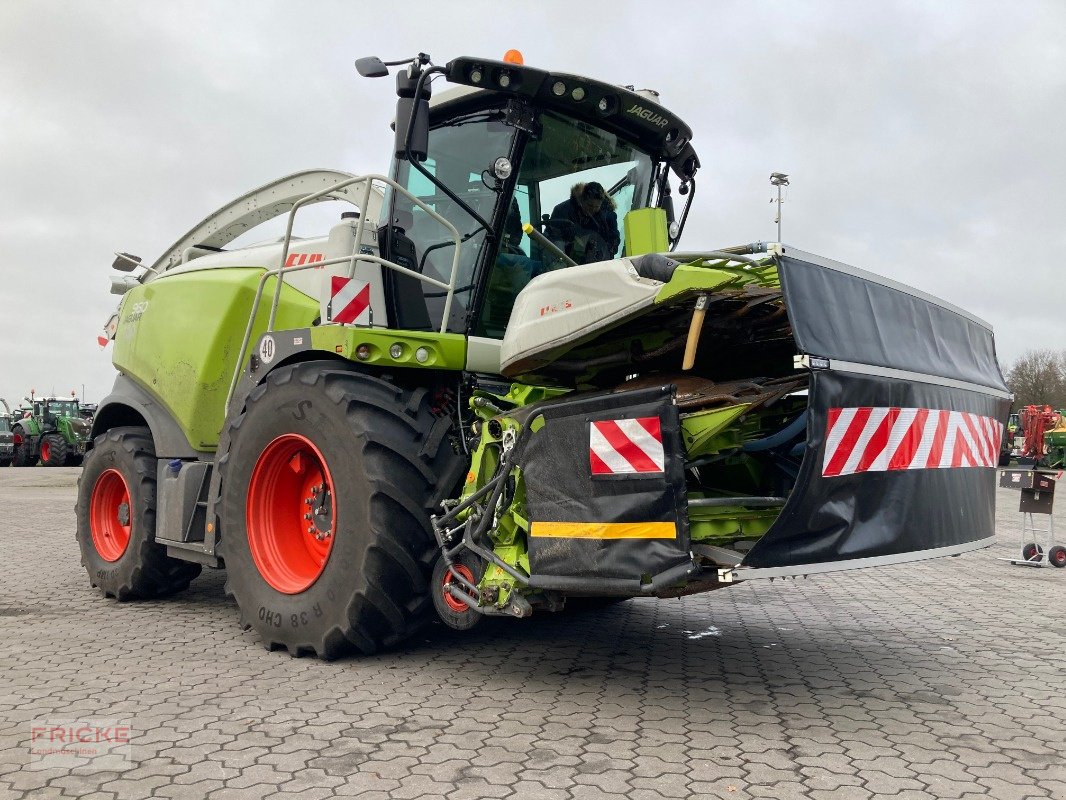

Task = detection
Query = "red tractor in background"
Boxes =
[1020,405,1065,468]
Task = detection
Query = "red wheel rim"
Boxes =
[246,434,336,594]
[41,441,50,462]
[1054,550,1066,566]
[442,564,476,613]
[90,469,132,562]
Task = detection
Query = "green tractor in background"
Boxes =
[11,394,91,467]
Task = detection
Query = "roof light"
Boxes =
[470,66,483,83]
[552,80,566,97]
[503,49,524,65]
[571,86,586,101]
[498,72,511,88]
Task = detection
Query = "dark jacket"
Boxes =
[547,192,620,265]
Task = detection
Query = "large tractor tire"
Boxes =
[75,426,202,599]
[40,433,68,467]
[11,430,34,467]
[218,362,464,659]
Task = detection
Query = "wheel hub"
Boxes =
[442,564,476,613]
[304,484,334,541]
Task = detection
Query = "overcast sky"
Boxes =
[1,1,1062,407]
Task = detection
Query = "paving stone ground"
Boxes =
[0,467,1063,800]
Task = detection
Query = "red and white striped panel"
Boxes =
[329,276,371,325]
[589,417,665,475]
[823,407,1003,478]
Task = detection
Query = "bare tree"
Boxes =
[1005,349,1066,409]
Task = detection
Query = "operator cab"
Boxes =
[376,54,700,340]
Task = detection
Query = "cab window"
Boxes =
[388,110,516,331]
[475,111,655,338]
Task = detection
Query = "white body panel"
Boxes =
[163,220,388,328]
[500,258,663,374]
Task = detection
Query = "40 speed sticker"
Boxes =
[259,335,276,364]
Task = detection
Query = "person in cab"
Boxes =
[546,181,620,265]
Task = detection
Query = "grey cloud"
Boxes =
[1,0,1062,404]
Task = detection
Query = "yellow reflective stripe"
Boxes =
[530,522,676,539]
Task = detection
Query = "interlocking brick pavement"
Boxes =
[0,468,1063,799]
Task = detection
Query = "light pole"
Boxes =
[770,172,789,242]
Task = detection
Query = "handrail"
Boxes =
[268,173,462,332]
[228,173,464,415]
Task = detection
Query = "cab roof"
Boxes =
[437,56,700,180]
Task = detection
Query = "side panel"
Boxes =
[741,251,1011,571]
[520,386,693,591]
[742,371,1009,568]
[112,268,318,451]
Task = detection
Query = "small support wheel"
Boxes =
[1048,545,1066,569]
[431,557,483,632]
[1021,543,1044,562]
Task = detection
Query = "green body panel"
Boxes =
[689,502,779,543]
[309,326,467,371]
[623,208,669,256]
[681,404,750,458]
[655,259,780,304]
[113,268,319,451]
[56,416,88,446]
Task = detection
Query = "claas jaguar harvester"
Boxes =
[80,52,1012,657]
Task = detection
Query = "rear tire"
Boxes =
[75,426,202,599]
[11,430,34,467]
[40,433,68,467]
[218,362,464,659]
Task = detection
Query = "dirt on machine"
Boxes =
[78,51,1012,658]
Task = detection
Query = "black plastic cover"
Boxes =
[520,386,691,585]
[736,251,1011,569]
[778,251,1008,392]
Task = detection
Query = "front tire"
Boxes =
[40,433,68,467]
[219,363,464,659]
[75,426,201,599]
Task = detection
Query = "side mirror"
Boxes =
[112,252,142,272]
[355,56,389,78]
[394,67,430,161]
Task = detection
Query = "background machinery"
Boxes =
[1020,405,1065,468]
[0,400,13,467]
[11,393,91,467]
[78,52,1011,658]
